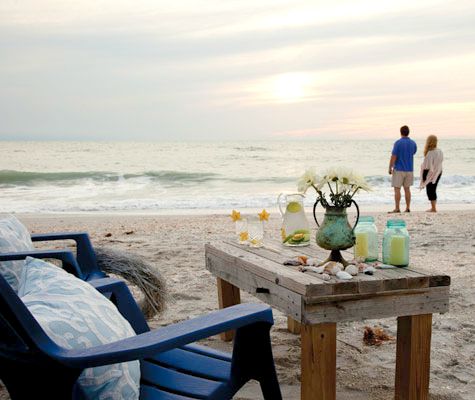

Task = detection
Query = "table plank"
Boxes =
[303,286,449,324]
[206,250,302,320]
[239,242,360,296]
[207,241,334,297]
[264,241,415,295]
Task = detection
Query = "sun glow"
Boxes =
[272,73,313,103]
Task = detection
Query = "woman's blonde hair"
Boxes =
[424,135,438,156]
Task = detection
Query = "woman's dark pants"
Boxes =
[422,170,442,201]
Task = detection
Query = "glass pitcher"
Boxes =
[277,193,310,246]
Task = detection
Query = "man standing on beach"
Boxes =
[388,125,417,213]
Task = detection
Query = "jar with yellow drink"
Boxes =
[382,219,409,267]
[354,216,378,261]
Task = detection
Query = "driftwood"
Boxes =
[95,247,167,319]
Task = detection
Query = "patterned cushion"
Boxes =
[19,257,140,400]
[0,215,34,292]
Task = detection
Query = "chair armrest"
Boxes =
[31,232,90,242]
[30,232,105,280]
[0,250,83,279]
[51,303,273,368]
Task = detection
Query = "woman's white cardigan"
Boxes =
[420,148,443,188]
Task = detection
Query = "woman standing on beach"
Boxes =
[420,135,443,212]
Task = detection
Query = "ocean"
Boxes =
[0,140,474,213]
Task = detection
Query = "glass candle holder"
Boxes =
[247,217,264,248]
[235,218,248,244]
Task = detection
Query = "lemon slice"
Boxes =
[286,201,302,213]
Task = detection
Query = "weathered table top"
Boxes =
[205,239,450,324]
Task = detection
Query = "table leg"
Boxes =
[395,314,432,400]
[217,277,241,341]
[301,323,336,400]
[287,317,302,334]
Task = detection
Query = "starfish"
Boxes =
[258,209,270,221]
[239,231,249,241]
[230,209,241,222]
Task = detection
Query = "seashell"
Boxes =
[297,256,308,265]
[284,259,302,266]
[345,265,358,276]
[354,256,366,263]
[321,273,331,281]
[363,266,376,275]
[336,270,353,280]
[357,263,366,272]
[330,265,342,275]
[323,261,341,275]
[301,266,325,274]
[306,258,318,266]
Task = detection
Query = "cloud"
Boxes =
[0,0,474,139]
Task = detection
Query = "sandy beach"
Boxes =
[1,210,474,399]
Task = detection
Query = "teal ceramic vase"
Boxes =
[313,200,360,266]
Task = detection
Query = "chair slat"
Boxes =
[140,384,197,399]
[141,360,224,399]
[148,347,231,381]
[181,343,232,362]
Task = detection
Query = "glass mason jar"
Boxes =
[354,216,378,261]
[382,219,409,267]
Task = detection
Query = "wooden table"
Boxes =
[205,239,450,400]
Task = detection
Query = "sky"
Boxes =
[1,0,474,141]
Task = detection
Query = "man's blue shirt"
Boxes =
[392,137,417,172]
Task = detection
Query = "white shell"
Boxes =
[330,265,342,275]
[307,258,318,266]
[321,273,331,281]
[363,266,376,274]
[301,266,325,274]
[345,265,358,276]
[323,262,342,275]
[336,271,353,280]
[322,261,337,269]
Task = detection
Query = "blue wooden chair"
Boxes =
[29,231,106,281]
[0,252,282,399]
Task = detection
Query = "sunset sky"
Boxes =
[1,0,474,140]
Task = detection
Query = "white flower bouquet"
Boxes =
[297,167,371,208]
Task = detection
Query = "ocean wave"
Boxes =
[233,146,268,152]
[1,169,474,191]
[124,171,219,183]
[0,170,118,184]
[0,169,295,186]
[365,174,475,188]
[0,169,219,186]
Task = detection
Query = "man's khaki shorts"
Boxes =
[392,171,414,188]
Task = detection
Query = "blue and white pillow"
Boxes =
[0,215,34,292]
[19,257,140,400]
